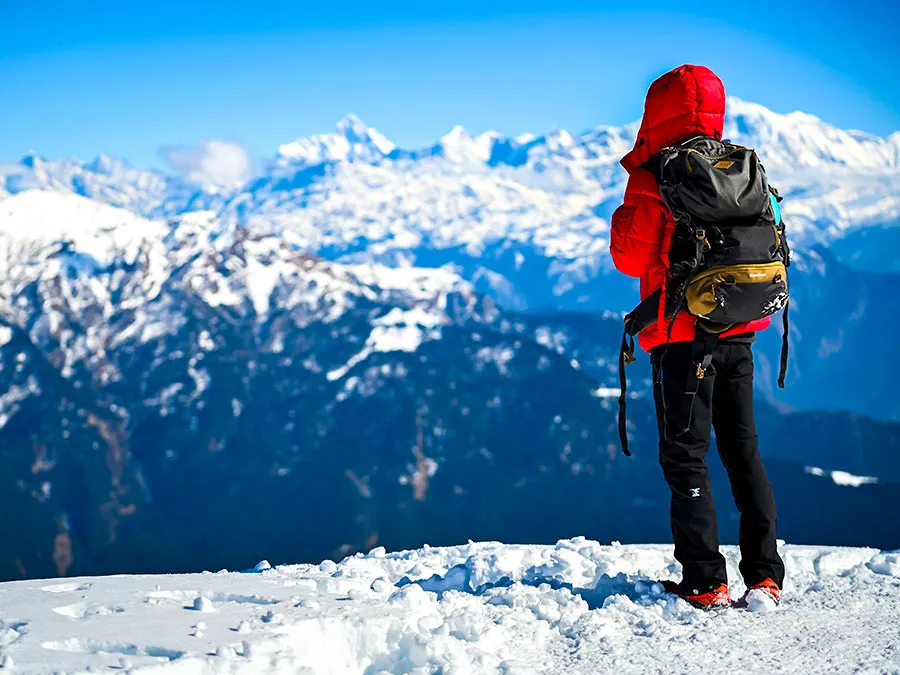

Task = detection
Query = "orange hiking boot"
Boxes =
[738,578,781,606]
[660,580,731,610]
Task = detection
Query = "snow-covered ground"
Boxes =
[2,539,899,674]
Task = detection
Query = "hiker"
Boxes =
[610,64,786,609]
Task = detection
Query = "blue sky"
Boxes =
[1,0,898,173]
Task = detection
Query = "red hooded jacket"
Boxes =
[610,65,771,353]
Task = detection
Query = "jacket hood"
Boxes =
[621,65,726,173]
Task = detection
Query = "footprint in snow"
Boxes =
[40,582,92,594]
[52,602,125,620]
[40,638,184,661]
[146,589,278,607]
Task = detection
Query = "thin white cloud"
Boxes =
[158,139,251,189]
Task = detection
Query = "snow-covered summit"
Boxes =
[433,125,502,163]
[266,98,899,174]
[725,97,900,171]
[275,113,397,168]
[2,539,898,673]
[0,190,163,256]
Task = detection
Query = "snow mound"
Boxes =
[1,539,898,674]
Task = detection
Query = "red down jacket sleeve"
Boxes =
[609,170,668,279]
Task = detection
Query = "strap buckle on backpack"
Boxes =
[622,333,636,365]
[669,327,720,438]
[691,330,719,384]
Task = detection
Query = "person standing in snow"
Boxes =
[610,65,785,609]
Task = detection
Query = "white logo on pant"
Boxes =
[690,488,701,498]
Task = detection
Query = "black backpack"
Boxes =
[617,136,791,456]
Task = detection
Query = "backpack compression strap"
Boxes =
[777,300,789,389]
[617,289,662,456]
[771,184,790,389]
[618,330,635,457]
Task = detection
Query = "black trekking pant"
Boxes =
[652,339,785,591]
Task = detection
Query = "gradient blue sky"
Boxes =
[1,0,898,172]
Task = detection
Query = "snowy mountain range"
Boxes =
[1,99,899,582]
[4,97,898,248]
[3,97,899,413]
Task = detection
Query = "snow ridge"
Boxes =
[3,98,897,265]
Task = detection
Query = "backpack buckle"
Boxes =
[694,228,710,249]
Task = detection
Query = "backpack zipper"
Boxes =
[682,146,748,161]
[689,261,787,287]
